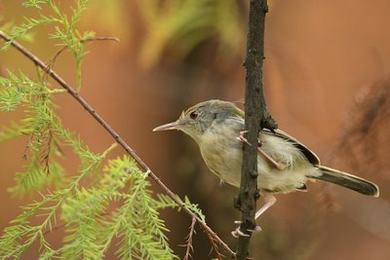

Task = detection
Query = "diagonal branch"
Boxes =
[235,0,277,259]
[0,31,235,258]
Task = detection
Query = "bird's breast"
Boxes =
[199,125,243,187]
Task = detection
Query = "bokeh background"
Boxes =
[1,0,389,259]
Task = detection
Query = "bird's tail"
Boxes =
[310,166,379,197]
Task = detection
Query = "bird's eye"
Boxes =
[189,111,198,120]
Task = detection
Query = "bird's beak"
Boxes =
[153,121,181,132]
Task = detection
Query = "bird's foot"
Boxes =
[236,130,251,145]
[231,221,262,238]
[237,130,285,170]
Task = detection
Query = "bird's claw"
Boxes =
[237,130,251,146]
[248,225,262,233]
[232,227,250,238]
[231,221,262,238]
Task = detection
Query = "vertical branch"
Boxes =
[235,0,277,259]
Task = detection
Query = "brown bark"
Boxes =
[235,0,277,259]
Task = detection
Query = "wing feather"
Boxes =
[261,129,321,166]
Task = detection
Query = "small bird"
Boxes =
[153,99,380,236]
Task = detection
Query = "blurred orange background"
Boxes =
[1,0,389,259]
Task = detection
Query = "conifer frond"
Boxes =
[0,72,50,111]
[22,0,51,9]
[0,71,70,195]
[0,69,111,195]
[96,157,178,259]
[8,160,65,196]
[3,0,91,89]
[183,196,206,222]
[61,188,107,259]
[53,121,108,182]
[0,192,62,258]
[49,0,90,88]
[0,120,31,142]
[72,0,90,26]
[1,15,57,50]
[155,194,178,210]
[0,153,125,259]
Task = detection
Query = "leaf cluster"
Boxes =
[0,66,179,258]
[0,70,180,258]
[0,154,180,259]
[0,71,67,195]
[3,0,93,88]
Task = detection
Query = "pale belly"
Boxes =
[199,128,320,194]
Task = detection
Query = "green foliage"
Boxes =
[8,160,65,195]
[138,0,243,67]
[0,71,51,112]
[3,0,91,89]
[183,196,206,222]
[0,71,67,195]
[113,163,176,259]
[97,157,179,259]
[23,0,51,8]
[0,121,31,142]
[0,191,64,258]
[0,152,180,259]
[0,1,210,258]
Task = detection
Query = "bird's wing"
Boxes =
[261,129,321,166]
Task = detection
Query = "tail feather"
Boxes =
[311,166,379,197]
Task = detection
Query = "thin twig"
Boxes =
[43,210,112,236]
[43,219,65,236]
[182,217,196,260]
[205,230,225,260]
[0,30,235,258]
[44,36,119,81]
[40,129,53,174]
[22,133,33,160]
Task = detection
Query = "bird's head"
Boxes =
[153,99,243,142]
